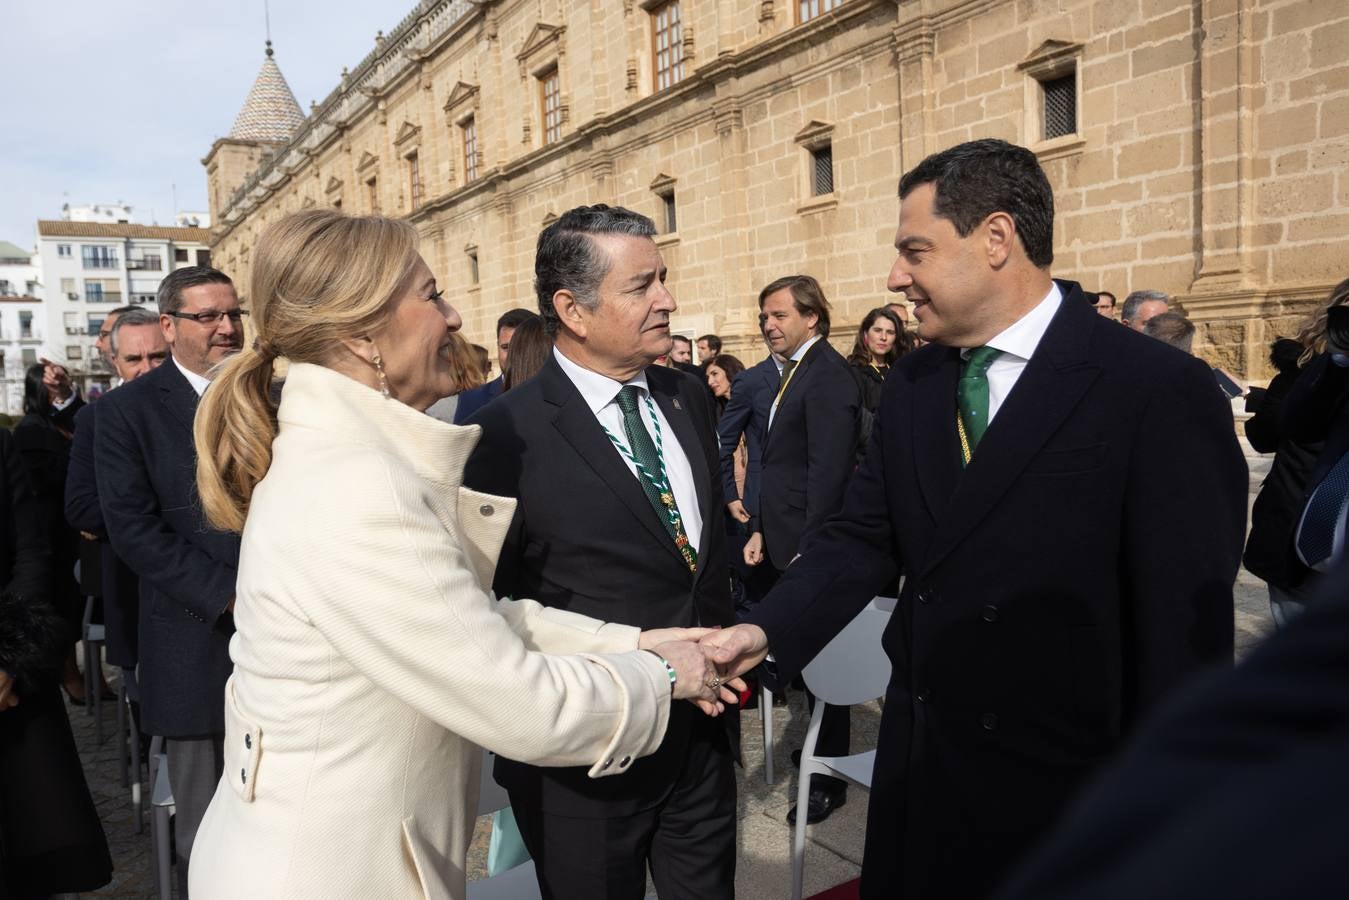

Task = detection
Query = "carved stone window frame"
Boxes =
[517,23,568,148]
[444,81,483,186]
[650,172,679,245]
[1018,40,1086,161]
[794,120,837,214]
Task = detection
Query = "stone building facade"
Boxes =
[204,0,1349,378]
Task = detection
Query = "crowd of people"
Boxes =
[1,136,1347,900]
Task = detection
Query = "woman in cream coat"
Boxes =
[188,211,736,899]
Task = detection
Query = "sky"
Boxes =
[0,0,404,249]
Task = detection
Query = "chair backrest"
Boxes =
[477,751,510,817]
[801,599,892,707]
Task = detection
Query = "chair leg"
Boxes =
[791,704,826,900]
[132,717,144,834]
[117,679,128,787]
[761,685,774,785]
[92,642,104,743]
[153,804,173,900]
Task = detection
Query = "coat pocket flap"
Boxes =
[224,679,263,802]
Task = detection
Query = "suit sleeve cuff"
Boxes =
[581,651,672,779]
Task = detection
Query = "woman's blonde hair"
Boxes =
[194,210,420,532]
[1294,277,1349,365]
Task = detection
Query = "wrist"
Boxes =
[641,648,676,694]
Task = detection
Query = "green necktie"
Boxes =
[614,386,697,572]
[956,346,1001,466]
[773,358,799,407]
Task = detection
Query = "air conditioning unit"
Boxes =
[65,327,80,335]
[67,292,79,300]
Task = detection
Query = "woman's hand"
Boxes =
[652,640,746,716]
[744,532,765,567]
[726,500,751,524]
[0,670,19,711]
[638,626,717,651]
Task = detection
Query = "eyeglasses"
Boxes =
[167,309,249,326]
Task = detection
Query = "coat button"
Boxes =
[915,688,929,703]
[240,768,247,784]
[244,733,252,750]
[981,713,998,731]
[620,756,632,768]
[480,504,494,516]
[982,605,999,623]
[602,758,612,770]
[917,589,931,604]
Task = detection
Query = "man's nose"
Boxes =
[887,259,912,293]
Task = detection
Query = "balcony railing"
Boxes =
[84,292,124,304]
[127,257,163,271]
[83,258,120,270]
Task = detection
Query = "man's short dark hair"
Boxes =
[671,335,691,349]
[897,138,1055,268]
[757,274,832,339]
[156,266,234,315]
[497,308,536,336]
[109,306,160,355]
[1097,290,1117,307]
[697,334,722,353]
[1142,311,1195,354]
[535,205,656,335]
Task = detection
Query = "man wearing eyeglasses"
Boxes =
[94,266,243,897]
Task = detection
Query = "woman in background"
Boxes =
[502,315,550,392]
[846,307,910,462]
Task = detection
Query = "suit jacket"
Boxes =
[746,281,1249,900]
[95,360,240,737]
[452,375,503,424]
[995,557,1349,900]
[1281,352,1349,569]
[463,356,735,817]
[190,364,670,900]
[717,356,777,518]
[65,402,140,668]
[755,337,861,568]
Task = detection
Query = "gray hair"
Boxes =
[1142,310,1195,355]
[534,204,656,335]
[1121,289,1171,324]
[109,306,161,355]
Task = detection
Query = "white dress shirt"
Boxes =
[553,348,703,553]
[961,282,1063,424]
[172,355,212,398]
[768,334,822,430]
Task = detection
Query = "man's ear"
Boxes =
[984,211,1017,268]
[553,290,589,340]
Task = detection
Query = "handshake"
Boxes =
[636,624,772,717]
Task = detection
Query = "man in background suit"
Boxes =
[452,307,535,423]
[65,308,169,700]
[705,139,1248,899]
[717,320,781,613]
[96,266,243,897]
[743,274,860,825]
[464,205,737,900]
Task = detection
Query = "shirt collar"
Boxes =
[553,346,651,415]
[171,355,212,397]
[789,334,822,364]
[962,282,1063,362]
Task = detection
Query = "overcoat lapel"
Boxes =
[541,360,686,568]
[158,362,201,437]
[918,289,1102,577]
[764,339,821,444]
[911,346,964,524]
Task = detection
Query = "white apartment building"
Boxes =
[36,221,211,395]
[0,241,45,415]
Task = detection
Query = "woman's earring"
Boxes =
[372,351,390,399]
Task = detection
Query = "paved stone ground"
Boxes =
[69,439,1276,897]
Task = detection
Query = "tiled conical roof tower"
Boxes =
[229,40,305,143]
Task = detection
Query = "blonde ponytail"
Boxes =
[193,209,420,532]
[195,345,280,533]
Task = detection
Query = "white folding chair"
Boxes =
[80,595,106,741]
[791,599,893,900]
[761,683,776,784]
[467,752,541,900]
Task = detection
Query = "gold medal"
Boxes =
[660,492,674,507]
